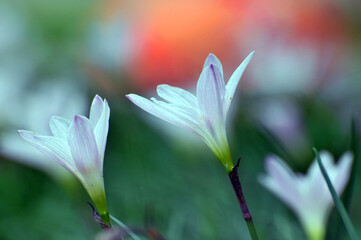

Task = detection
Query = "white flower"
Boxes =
[259,151,353,240]
[18,95,110,224]
[127,52,254,173]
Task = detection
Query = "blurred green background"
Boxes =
[0,0,360,239]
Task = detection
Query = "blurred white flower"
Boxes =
[18,95,111,225]
[242,28,345,96]
[0,4,26,53]
[86,15,131,70]
[259,151,353,240]
[127,52,254,173]
[0,81,87,181]
[251,99,309,154]
[249,42,319,94]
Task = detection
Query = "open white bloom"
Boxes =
[259,151,353,240]
[127,52,254,173]
[18,95,110,224]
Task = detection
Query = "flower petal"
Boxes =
[306,151,335,198]
[49,116,71,139]
[68,115,100,173]
[306,151,333,181]
[18,130,75,173]
[203,53,223,78]
[157,84,197,108]
[196,61,225,126]
[263,155,300,207]
[333,151,353,194]
[127,94,204,133]
[224,52,254,116]
[89,95,104,127]
[258,174,300,213]
[93,99,110,163]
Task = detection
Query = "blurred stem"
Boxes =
[110,215,141,240]
[228,158,259,240]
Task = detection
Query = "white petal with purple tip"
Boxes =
[203,53,223,78]
[196,64,225,126]
[68,115,99,172]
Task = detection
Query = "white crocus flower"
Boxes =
[259,151,353,240]
[127,52,254,173]
[18,95,111,225]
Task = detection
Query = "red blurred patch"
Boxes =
[96,0,351,93]
[127,0,244,90]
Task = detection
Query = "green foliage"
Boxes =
[313,148,359,240]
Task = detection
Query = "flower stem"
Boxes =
[228,158,259,240]
[87,202,111,231]
[100,211,111,227]
[110,214,142,240]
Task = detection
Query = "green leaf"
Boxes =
[313,148,359,240]
[344,118,360,209]
[327,118,360,239]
